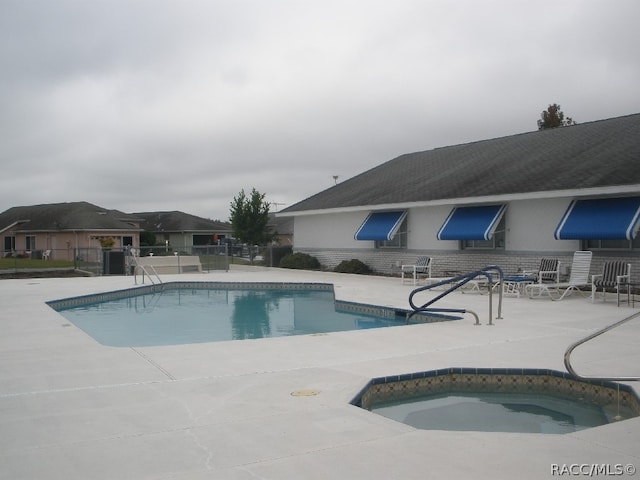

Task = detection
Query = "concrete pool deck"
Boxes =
[1,266,639,479]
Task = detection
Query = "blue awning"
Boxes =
[437,205,506,241]
[554,197,640,240]
[354,211,407,241]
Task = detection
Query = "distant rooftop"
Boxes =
[134,211,231,233]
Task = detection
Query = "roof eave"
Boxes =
[277,185,640,217]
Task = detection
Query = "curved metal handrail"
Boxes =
[408,265,504,325]
[564,311,640,382]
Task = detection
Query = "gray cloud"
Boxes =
[1,0,640,221]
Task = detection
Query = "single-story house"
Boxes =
[278,113,640,282]
[134,211,232,253]
[0,201,142,261]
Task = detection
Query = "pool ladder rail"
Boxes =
[131,257,163,286]
[408,266,504,326]
[564,310,640,382]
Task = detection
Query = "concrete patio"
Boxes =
[1,266,639,479]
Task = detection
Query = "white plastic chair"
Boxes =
[526,251,592,301]
[401,256,432,285]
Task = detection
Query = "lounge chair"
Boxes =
[401,256,432,285]
[525,251,593,301]
[591,261,631,303]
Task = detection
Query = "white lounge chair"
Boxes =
[591,261,631,303]
[526,251,593,301]
[401,256,432,285]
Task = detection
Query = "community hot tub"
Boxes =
[352,368,640,434]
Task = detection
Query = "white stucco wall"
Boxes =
[292,197,584,253]
[293,211,375,249]
[505,198,580,252]
[406,205,458,250]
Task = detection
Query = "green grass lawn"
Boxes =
[0,258,75,269]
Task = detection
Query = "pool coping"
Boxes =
[46,280,461,325]
[352,367,640,424]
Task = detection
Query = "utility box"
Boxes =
[102,250,125,275]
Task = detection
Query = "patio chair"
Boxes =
[42,250,51,260]
[591,261,631,303]
[498,258,560,298]
[525,251,592,301]
[401,256,432,285]
[524,258,561,284]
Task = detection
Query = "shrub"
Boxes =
[333,259,372,275]
[264,246,293,267]
[279,252,320,270]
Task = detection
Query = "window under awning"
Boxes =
[554,197,640,240]
[354,211,407,241]
[437,204,506,241]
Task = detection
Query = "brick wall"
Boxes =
[297,248,640,284]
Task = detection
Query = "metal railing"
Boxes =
[408,266,504,326]
[564,311,640,382]
[131,254,163,286]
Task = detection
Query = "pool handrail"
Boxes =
[408,265,504,326]
[564,310,640,382]
[131,255,163,286]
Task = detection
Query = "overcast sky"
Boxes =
[1,1,639,221]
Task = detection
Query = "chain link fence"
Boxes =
[1,244,293,276]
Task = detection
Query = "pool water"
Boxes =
[55,287,412,347]
[372,392,609,434]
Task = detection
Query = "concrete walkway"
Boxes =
[1,266,639,479]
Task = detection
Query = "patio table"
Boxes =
[501,275,535,298]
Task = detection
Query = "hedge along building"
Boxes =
[277,113,640,281]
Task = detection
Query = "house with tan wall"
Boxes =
[0,202,142,261]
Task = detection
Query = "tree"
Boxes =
[229,188,275,263]
[537,103,576,130]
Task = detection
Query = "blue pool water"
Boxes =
[54,287,415,347]
[372,392,609,434]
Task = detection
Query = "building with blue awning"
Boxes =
[279,113,640,280]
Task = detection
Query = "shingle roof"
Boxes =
[281,113,640,214]
[134,211,231,233]
[0,202,142,232]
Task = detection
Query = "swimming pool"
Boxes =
[353,368,640,434]
[48,282,458,347]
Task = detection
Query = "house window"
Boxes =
[438,204,506,250]
[193,234,212,246]
[25,236,36,251]
[583,238,640,251]
[354,210,408,249]
[375,216,408,249]
[4,236,15,253]
[461,216,506,250]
